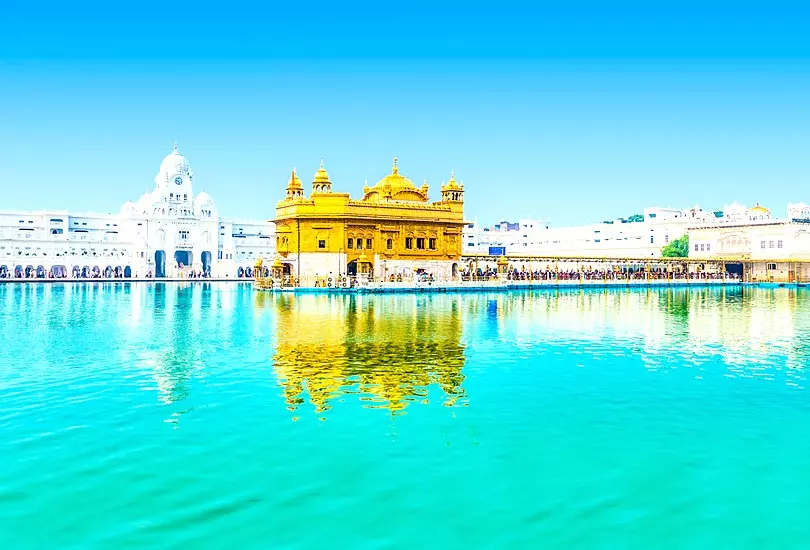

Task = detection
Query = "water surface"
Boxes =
[2,283,810,549]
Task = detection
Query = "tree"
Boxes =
[661,235,689,257]
[626,214,644,223]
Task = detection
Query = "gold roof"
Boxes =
[750,203,770,213]
[442,170,461,190]
[287,168,304,189]
[313,160,330,184]
[372,157,417,194]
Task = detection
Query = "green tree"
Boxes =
[626,214,644,223]
[661,235,689,257]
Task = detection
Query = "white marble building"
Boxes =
[0,144,275,279]
[463,206,716,258]
[462,202,810,259]
[688,202,810,282]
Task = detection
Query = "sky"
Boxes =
[1,0,809,226]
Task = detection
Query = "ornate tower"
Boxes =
[441,171,464,204]
[285,168,305,200]
[312,160,332,194]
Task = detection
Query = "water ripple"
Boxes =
[2,284,810,548]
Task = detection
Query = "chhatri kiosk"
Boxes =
[272,158,466,285]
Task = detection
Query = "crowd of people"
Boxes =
[461,267,740,282]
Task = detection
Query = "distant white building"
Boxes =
[464,206,716,258]
[0,144,274,279]
[689,202,810,282]
[463,202,809,259]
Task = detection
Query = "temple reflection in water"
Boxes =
[260,292,467,418]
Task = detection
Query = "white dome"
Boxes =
[194,191,214,206]
[155,143,193,185]
[136,191,159,213]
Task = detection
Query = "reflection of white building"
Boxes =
[0,145,275,279]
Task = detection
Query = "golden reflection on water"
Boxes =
[102,284,810,422]
[261,292,467,419]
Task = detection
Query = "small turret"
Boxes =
[441,170,464,203]
[312,159,332,194]
[285,168,305,200]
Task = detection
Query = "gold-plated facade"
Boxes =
[273,158,466,282]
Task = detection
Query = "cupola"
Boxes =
[312,160,332,194]
[155,142,193,186]
[285,168,305,200]
[441,170,464,203]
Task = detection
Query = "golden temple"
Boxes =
[272,158,466,284]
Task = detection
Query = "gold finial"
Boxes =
[392,157,398,174]
[320,158,324,168]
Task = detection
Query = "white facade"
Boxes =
[0,145,275,279]
[463,202,802,258]
[689,202,810,282]
[464,206,715,257]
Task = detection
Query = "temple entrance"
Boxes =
[725,262,743,280]
[201,251,212,276]
[174,251,192,269]
[347,260,358,276]
[283,263,292,276]
[154,250,166,278]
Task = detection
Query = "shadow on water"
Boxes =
[264,292,467,419]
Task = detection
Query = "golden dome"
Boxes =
[313,159,330,185]
[443,170,461,190]
[750,203,770,214]
[373,158,417,193]
[287,168,304,189]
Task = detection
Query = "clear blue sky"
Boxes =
[1,0,809,225]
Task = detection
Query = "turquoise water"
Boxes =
[2,283,810,549]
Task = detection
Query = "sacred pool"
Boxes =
[2,283,809,548]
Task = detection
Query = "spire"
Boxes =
[286,167,305,199]
[173,142,178,153]
[392,157,399,175]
